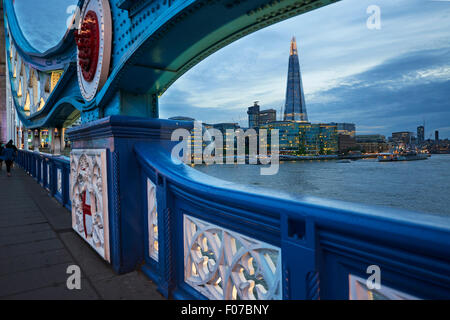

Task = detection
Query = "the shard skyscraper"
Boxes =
[283,37,308,122]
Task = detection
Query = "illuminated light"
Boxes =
[17,80,22,97]
[38,98,45,110]
[24,92,30,111]
[50,71,63,91]
[232,285,238,300]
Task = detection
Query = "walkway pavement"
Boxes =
[0,164,164,300]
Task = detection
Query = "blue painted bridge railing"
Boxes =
[16,150,71,211]
[13,138,450,300]
[134,141,450,300]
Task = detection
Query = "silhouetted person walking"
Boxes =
[3,140,17,177]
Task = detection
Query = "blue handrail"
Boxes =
[13,142,450,299]
[134,141,450,299]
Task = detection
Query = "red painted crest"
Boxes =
[81,190,92,238]
[74,11,100,82]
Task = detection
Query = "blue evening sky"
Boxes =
[13,0,450,138]
[160,0,450,138]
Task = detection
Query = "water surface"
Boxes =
[195,154,450,217]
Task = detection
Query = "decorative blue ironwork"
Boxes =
[130,119,450,299]
[7,0,450,300]
[4,0,339,127]
[14,116,450,299]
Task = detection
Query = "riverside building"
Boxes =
[260,121,338,155]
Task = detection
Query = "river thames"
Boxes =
[195,154,450,217]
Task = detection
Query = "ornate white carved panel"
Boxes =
[57,168,62,194]
[70,149,110,262]
[184,215,282,300]
[147,178,158,261]
[348,274,420,300]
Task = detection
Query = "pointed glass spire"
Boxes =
[284,37,308,122]
[290,36,298,56]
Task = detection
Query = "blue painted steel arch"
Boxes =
[4,0,84,128]
[6,0,450,300]
[4,0,81,69]
[4,0,340,128]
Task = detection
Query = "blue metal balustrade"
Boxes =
[133,137,450,300]
[5,0,450,300]
[16,150,71,210]
[15,126,450,299]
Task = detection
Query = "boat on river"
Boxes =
[378,151,428,162]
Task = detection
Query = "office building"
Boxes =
[338,134,357,154]
[247,102,276,128]
[417,125,425,145]
[356,135,389,153]
[283,37,308,122]
[260,121,338,155]
[391,131,414,145]
[329,123,356,137]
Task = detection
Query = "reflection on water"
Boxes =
[194,154,450,217]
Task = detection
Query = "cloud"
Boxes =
[160,0,450,137]
[306,47,450,136]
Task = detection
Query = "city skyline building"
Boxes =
[356,134,389,153]
[391,131,414,145]
[330,122,356,137]
[260,121,338,155]
[283,37,308,122]
[247,102,276,128]
[417,125,425,145]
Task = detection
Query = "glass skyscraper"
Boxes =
[260,122,338,155]
[283,37,308,122]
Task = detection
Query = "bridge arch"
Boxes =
[4,0,339,129]
[96,0,340,116]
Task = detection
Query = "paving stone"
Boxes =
[0,222,51,237]
[0,229,57,246]
[0,166,163,300]
[0,215,47,228]
[23,182,72,231]
[0,249,73,276]
[59,231,117,282]
[2,282,99,300]
[93,271,165,300]
[0,263,79,297]
[0,238,65,259]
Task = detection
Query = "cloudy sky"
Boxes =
[14,0,450,138]
[159,0,450,138]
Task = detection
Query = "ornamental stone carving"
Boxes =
[148,178,159,261]
[184,215,282,300]
[70,149,110,262]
